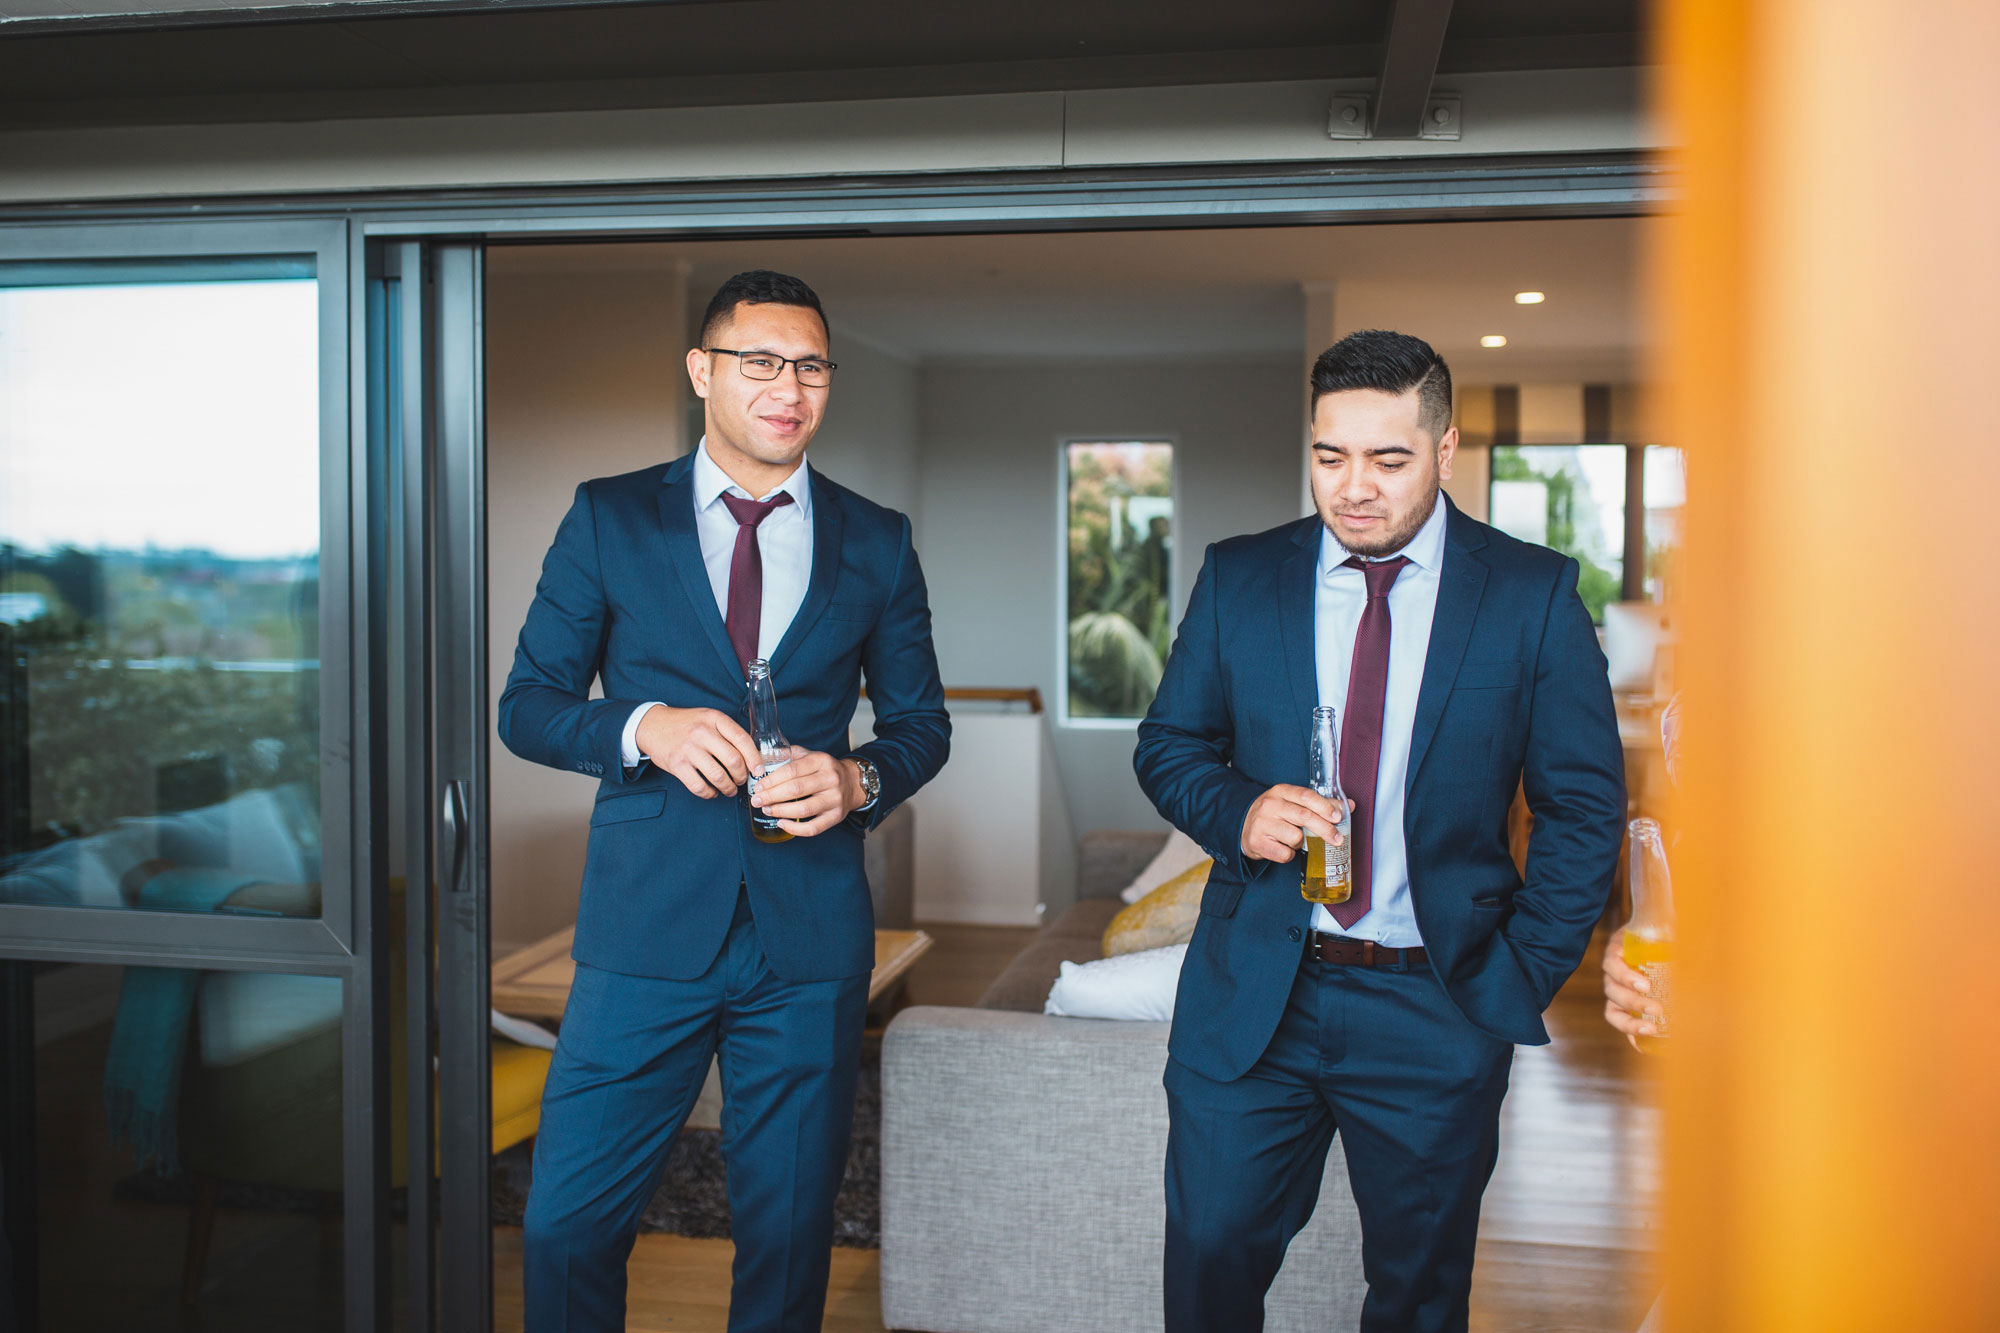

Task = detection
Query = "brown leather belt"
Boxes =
[1308,933,1428,969]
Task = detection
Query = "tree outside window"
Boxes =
[1064,441,1173,722]
[1488,445,1627,622]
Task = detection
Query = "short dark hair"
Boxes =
[698,270,828,348]
[1310,330,1453,440]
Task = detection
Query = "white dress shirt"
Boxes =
[620,438,814,766]
[1310,494,1448,947]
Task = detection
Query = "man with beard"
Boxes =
[500,270,949,1331]
[1135,330,1624,1332]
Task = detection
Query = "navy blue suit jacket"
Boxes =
[1134,495,1625,1082]
[497,455,950,984]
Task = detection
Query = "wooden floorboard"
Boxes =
[495,924,1662,1332]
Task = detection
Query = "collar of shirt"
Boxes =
[691,435,812,518]
[1316,491,1448,583]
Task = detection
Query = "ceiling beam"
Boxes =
[1372,0,1455,137]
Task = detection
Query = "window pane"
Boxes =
[0,275,323,917]
[1488,444,1627,622]
[1642,446,1687,602]
[20,960,345,1328]
[1064,441,1173,721]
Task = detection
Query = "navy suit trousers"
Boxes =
[522,894,869,1332]
[1163,952,1512,1333]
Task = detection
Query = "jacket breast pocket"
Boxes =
[825,602,880,623]
[1453,660,1524,691]
[590,790,666,826]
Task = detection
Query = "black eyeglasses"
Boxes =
[706,348,837,388]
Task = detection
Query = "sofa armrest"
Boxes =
[880,1006,1363,1333]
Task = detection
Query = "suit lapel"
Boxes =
[657,454,744,684]
[768,466,844,678]
[1276,518,1322,744]
[1406,497,1490,787]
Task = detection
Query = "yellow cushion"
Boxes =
[1102,859,1211,957]
[490,1038,555,1156]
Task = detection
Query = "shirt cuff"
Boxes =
[621,702,664,770]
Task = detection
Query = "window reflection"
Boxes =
[0,275,322,915]
[25,961,345,1327]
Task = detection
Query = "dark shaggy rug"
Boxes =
[488,1035,882,1249]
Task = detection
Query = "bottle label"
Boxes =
[1636,961,1671,1037]
[749,757,791,822]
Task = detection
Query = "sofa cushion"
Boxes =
[1045,944,1187,1021]
[1116,828,1210,903]
[1077,831,1170,901]
[1102,859,1209,956]
[977,898,1123,1012]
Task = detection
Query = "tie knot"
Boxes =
[720,490,794,529]
[1342,553,1410,597]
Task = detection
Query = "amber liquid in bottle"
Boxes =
[1623,817,1676,1053]
[1300,706,1352,904]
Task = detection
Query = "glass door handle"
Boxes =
[440,779,469,894]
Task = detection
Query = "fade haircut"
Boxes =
[698,270,828,349]
[1310,329,1453,441]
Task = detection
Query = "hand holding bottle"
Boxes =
[748,748,870,837]
[635,705,763,798]
[1600,926,1665,1049]
[1240,786,1348,864]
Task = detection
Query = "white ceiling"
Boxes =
[491,216,1651,383]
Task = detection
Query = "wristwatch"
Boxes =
[852,757,882,811]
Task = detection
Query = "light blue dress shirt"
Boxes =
[1310,494,1448,947]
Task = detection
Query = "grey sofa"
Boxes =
[881,832,1365,1333]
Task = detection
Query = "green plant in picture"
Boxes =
[1490,447,1622,622]
[1067,611,1163,719]
[1066,443,1173,718]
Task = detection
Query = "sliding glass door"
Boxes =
[0,220,392,1331]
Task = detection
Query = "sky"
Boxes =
[0,279,321,561]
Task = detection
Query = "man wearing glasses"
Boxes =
[500,270,950,1331]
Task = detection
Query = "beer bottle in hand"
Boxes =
[745,658,794,844]
[1622,817,1676,1052]
[1302,705,1354,904]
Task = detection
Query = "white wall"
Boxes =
[801,330,920,515]
[484,248,688,951]
[916,356,1304,834]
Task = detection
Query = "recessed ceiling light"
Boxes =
[1481,335,1508,348]
[1514,291,1546,305]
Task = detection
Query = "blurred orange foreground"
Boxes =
[1655,1,2000,1328]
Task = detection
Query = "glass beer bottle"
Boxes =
[744,658,794,844]
[1622,816,1675,1052]
[1301,705,1354,905]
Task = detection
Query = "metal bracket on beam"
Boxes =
[1330,93,1460,141]
[1329,95,1372,139]
[1418,96,1461,141]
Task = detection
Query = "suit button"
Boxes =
[1287,926,1303,943]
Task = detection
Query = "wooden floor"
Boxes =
[494,924,1662,1332]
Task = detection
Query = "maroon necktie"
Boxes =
[1332,554,1410,929]
[720,491,794,677]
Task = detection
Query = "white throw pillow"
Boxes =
[1119,829,1211,903]
[1044,944,1187,1022]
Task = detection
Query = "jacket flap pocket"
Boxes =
[1200,875,1246,918]
[1454,660,1523,691]
[590,790,666,826]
